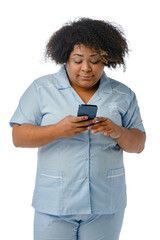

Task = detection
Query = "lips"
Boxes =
[79,75,93,80]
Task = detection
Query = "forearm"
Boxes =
[116,127,146,153]
[88,117,146,154]
[12,115,93,148]
[12,123,61,148]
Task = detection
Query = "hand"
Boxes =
[56,115,97,138]
[87,117,125,139]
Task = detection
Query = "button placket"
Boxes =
[84,176,88,181]
[84,131,90,182]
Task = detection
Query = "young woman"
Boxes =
[10,18,146,240]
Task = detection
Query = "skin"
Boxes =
[12,44,146,152]
[66,44,105,102]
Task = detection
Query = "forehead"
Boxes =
[71,44,97,56]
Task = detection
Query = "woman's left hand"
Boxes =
[87,117,124,139]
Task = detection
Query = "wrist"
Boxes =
[52,122,64,139]
[115,127,126,140]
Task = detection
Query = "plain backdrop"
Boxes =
[0,0,160,239]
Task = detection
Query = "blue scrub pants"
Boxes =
[34,210,125,240]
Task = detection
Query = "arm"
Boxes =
[115,127,146,153]
[12,123,60,148]
[12,115,95,148]
[88,117,146,153]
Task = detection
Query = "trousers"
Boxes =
[34,210,125,240]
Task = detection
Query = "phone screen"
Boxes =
[77,104,98,120]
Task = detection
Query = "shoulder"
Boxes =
[109,77,132,97]
[33,73,56,90]
[109,78,138,107]
[33,66,68,90]
[107,77,138,105]
[102,71,134,97]
[102,72,137,108]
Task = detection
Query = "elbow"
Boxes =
[13,143,20,148]
[12,132,26,148]
[137,145,145,154]
[12,135,21,148]
[126,144,145,154]
[12,124,22,148]
[125,131,146,154]
[137,132,146,154]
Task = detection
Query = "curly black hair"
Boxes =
[45,18,129,70]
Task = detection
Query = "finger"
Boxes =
[91,124,114,134]
[91,126,107,134]
[87,121,107,130]
[75,126,88,133]
[73,116,89,122]
[104,129,114,136]
[94,117,107,122]
[77,119,97,127]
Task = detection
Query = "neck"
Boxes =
[71,81,99,93]
[71,83,99,104]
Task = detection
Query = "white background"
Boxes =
[0,0,160,239]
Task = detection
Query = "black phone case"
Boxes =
[77,104,98,120]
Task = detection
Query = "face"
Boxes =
[66,44,104,91]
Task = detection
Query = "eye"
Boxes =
[74,61,82,64]
[90,60,99,64]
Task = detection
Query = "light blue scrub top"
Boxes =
[10,66,145,215]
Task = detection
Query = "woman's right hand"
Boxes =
[56,115,96,138]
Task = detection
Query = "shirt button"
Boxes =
[85,158,88,161]
[84,176,88,180]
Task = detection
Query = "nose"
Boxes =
[81,61,92,72]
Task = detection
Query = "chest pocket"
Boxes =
[98,104,123,126]
[108,105,123,126]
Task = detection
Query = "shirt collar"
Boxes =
[53,65,113,94]
[98,71,113,94]
[54,65,71,89]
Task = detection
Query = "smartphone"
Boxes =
[77,104,98,120]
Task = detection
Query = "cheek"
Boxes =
[95,69,104,79]
[93,65,104,76]
[67,64,79,76]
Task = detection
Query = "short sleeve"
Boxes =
[9,81,42,127]
[122,90,145,132]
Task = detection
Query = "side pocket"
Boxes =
[32,168,63,213]
[106,167,127,213]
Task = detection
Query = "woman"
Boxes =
[10,18,146,240]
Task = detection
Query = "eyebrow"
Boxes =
[72,54,98,57]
